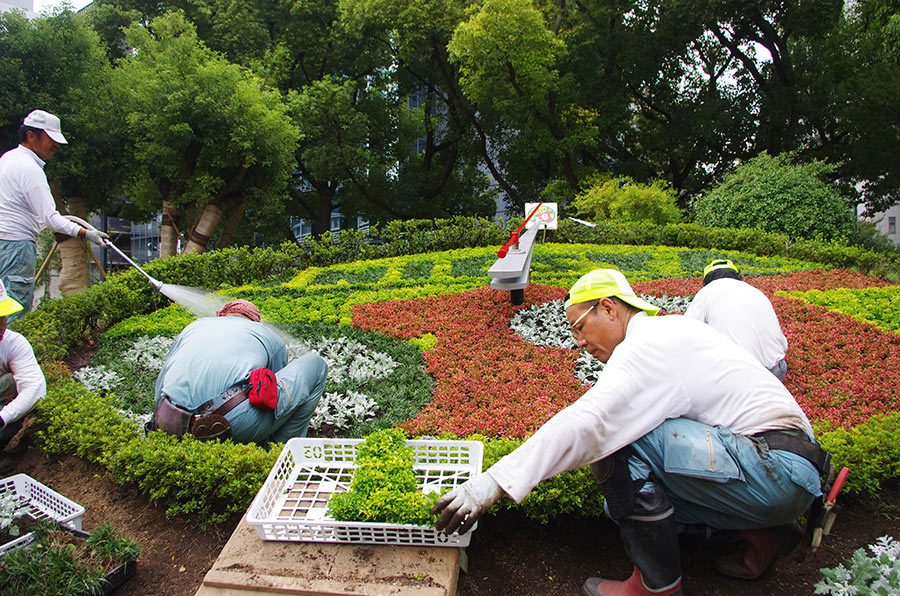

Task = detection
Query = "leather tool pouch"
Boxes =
[149,397,194,437]
[190,414,232,441]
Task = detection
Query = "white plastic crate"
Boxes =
[247,437,484,548]
[0,473,85,557]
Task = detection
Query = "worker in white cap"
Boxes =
[684,259,789,380]
[433,269,827,596]
[0,110,109,321]
[0,279,47,475]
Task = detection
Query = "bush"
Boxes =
[693,152,854,242]
[573,176,682,225]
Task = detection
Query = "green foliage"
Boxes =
[573,176,682,225]
[0,521,139,596]
[328,429,439,525]
[693,152,854,242]
[780,286,900,334]
[816,414,900,496]
[815,535,900,595]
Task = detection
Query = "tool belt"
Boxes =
[148,382,250,441]
[752,430,832,477]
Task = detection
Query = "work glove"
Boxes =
[84,229,109,245]
[433,471,504,535]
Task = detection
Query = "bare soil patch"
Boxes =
[6,427,900,596]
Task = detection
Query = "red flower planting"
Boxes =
[352,269,898,437]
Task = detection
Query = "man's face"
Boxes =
[26,130,59,161]
[0,316,7,343]
[566,298,627,364]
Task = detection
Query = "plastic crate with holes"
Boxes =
[247,437,483,547]
[0,473,85,557]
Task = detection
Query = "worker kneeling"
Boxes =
[433,269,828,596]
[149,299,327,444]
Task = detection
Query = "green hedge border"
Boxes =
[21,217,900,526]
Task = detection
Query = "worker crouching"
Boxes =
[149,299,327,445]
[433,269,828,596]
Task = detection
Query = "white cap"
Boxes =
[23,109,68,144]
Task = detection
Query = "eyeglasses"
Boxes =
[569,302,598,340]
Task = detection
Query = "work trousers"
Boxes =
[612,418,820,532]
[768,359,788,381]
[227,352,328,444]
[0,239,36,322]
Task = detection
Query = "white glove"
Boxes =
[84,229,109,245]
[433,472,504,535]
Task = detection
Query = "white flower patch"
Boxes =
[121,335,176,374]
[309,336,399,383]
[510,300,577,350]
[309,390,379,431]
[815,534,900,595]
[73,365,123,393]
[642,293,692,313]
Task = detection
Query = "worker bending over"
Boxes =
[151,299,327,444]
[684,258,789,380]
[434,269,826,596]
[0,280,46,475]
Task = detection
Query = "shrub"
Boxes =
[573,176,682,225]
[693,152,854,242]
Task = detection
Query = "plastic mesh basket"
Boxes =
[247,437,483,547]
[0,473,85,557]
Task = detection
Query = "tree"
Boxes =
[110,12,298,255]
[693,152,853,242]
[573,176,682,225]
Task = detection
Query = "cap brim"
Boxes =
[617,294,660,316]
[0,296,24,317]
[46,130,67,144]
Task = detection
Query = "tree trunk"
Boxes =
[160,201,180,258]
[215,201,246,249]
[183,204,223,254]
[53,191,91,295]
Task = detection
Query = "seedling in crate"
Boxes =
[0,492,29,541]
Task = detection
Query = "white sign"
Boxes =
[524,202,558,229]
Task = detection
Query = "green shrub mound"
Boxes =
[328,429,439,525]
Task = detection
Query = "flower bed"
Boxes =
[30,241,900,525]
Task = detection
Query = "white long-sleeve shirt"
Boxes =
[0,329,47,425]
[488,313,812,503]
[0,145,83,242]
[684,278,787,369]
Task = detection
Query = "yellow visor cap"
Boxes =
[0,279,23,317]
[564,269,659,315]
[703,259,739,278]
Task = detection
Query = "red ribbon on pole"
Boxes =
[498,201,543,258]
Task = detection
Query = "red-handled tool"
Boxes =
[812,466,850,552]
[498,201,543,258]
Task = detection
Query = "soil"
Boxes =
[5,425,900,596]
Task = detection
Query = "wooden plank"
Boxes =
[195,515,461,596]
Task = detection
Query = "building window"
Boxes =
[889,216,897,235]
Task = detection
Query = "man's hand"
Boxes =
[433,472,503,535]
[85,229,109,245]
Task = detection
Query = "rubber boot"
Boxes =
[715,522,802,579]
[583,515,684,596]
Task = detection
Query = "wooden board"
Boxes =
[194,515,462,596]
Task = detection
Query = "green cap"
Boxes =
[703,259,739,278]
[0,279,23,317]
[564,269,659,316]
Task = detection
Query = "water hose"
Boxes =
[63,215,164,292]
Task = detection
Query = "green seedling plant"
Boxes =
[0,492,29,540]
[816,535,900,595]
[0,520,141,596]
[328,429,440,525]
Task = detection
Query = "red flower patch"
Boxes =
[352,269,899,437]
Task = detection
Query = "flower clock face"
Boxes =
[76,243,900,440]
